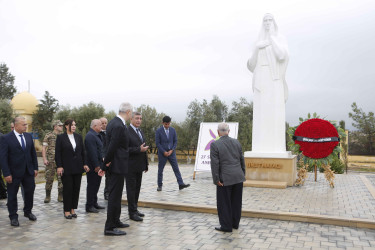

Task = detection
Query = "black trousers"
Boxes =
[104,170,111,197]
[86,171,102,208]
[105,173,125,231]
[125,171,143,215]
[61,174,82,212]
[0,170,7,198]
[7,172,35,219]
[216,182,243,230]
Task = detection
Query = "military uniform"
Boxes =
[43,131,63,202]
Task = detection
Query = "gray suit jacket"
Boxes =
[210,135,245,186]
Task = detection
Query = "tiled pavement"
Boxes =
[1,162,375,249]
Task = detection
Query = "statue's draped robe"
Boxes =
[247,35,289,153]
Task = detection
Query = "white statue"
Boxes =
[247,13,289,156]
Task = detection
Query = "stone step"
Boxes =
[243,180,287,189]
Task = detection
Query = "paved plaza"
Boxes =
[1,163,375,249]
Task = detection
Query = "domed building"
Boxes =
[11,91,39,133]
[10,91,42,151]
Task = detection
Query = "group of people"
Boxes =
[0,102,246,235]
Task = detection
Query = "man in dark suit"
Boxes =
[210,123,245,233]
[98,103,132,236]
[0,132,7,200]
[99,117,110,200]
[0,117,38,226]
[126,112,149,221]
[155,116,189,191]
[85,119,105,213]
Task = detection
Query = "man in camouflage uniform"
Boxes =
[42,120,64,203]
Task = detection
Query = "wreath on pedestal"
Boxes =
[287,113,346,188]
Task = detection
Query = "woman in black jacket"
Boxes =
[55,119,89,219]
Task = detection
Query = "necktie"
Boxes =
[136,128,143,141]
[19,134,26,150]
[166,129,169,139]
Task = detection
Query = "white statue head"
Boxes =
[258,13,278,40]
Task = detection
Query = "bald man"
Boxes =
[0,117,38,227]
[85,119,105,213]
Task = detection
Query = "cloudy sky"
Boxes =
[1,0,374,129]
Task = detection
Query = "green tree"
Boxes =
[71,102,105,138]
[54,105,72,123]
[0,99,13,134]
[0,63,17,100]
[104,111,116,122]
[135,104,165,153]
[348,102,375,155]
[184,95,229,148]
[32,91,59,142]
[227,98,253,151]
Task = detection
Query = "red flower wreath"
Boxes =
[293,118,339,159]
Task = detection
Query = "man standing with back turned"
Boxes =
[210,123,245,233]
[0,117,38,226]
[99,103,132,236]
[155,116,190,191]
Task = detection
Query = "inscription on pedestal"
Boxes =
[244,155,297,187]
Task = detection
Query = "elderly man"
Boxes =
[210,123,245,233]
[99,117,110,200]
[0,117,38,226]
[99,103,132,236]
[85,119,105,213]
[42,120,64,203]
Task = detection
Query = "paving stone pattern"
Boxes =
[141,164,375,220]
[0,163,375,249]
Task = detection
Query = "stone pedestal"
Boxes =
[244,152,297,188]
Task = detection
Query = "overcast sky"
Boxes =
[1,0,374,130]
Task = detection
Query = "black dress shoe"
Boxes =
[157,186,162,191]
[86,207,99,213]
[71,213,77,218]
[10,218,19,227]
[104,228,126,236]
[94,204,105,209]
[115,221,130,228]
[129,214,143,222]
[179,183,190,190]
[233,225,239,229]
[24,213,37,221]
[215,227,232,232]
[136,211,145,217]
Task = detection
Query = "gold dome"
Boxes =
[11,91,39,114]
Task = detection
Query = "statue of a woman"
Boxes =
[247,13,289,154]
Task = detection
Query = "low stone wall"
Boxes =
[349,155,375,163]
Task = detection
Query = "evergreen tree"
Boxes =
[0,63,17,100]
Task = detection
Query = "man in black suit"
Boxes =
[98,102,132,236]
[85,119,105,213]
[0,132,7,200]
[0,117,38,226]
[99,117,110,200]
[210,123,245,233]
[126,112,149,221]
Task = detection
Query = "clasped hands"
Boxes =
[97,161,111,177]
[163,150,173,157]
[256,37,275,49]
